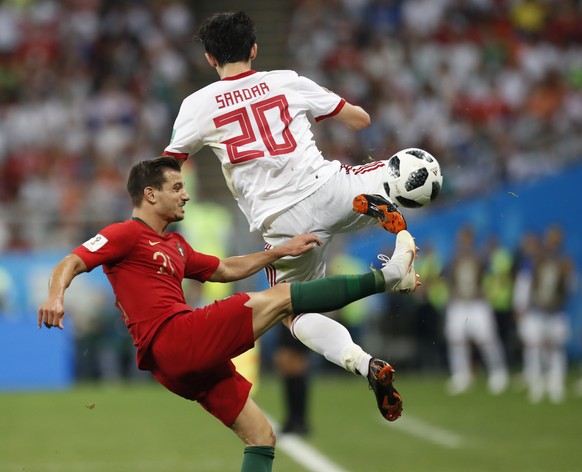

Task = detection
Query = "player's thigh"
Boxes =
[264,206,332,283]
[295,166,386,234]
[150,294,255,377]
[201,367,254,428]
[152,361,253,427]
[262,168,384,283]
[246,285,293,338]
[329,162,389,233]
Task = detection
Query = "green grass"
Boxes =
[1,374,581,472]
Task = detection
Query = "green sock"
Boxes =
[241,446,275,472]
[290,271,384,314]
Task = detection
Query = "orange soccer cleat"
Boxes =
[367,358,403,422]
[353,194,407,234]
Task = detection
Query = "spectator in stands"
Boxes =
[2,1,582,249]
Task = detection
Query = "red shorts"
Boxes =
[148,293,255,426]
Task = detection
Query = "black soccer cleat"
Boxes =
[353,194,407,234]
[367,358,403,422]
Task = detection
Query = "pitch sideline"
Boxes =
[267,411,463,471]
[267,415,351,472]
[387,414,464,448]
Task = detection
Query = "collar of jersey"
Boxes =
[131,217,154,230]
[222,70,256,81]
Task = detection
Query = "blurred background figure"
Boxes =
[515,225,575,403]
[513,231,542,388]
[483,236,519,369]
[444,226,509,395]
[66,281,149,384]
[413,244,448,373]
[273,325,311,435]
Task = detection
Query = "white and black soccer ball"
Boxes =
[383,148,443,208]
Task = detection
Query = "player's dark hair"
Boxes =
[196,11,256,67]
[127,156,181,207]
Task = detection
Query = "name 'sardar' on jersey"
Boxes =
[215,82,270,109]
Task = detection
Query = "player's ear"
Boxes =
[250,43,257,61]
[205,52,218,68]
[143,186,156,204]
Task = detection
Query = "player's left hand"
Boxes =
[38,298,65,330]
[281,233,322,256]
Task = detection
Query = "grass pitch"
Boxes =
[1,374,581,472]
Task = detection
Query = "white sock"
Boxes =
[291,313,372,376]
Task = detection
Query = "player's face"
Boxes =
[157,169,190,221]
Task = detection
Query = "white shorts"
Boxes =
[445,299,499,344]
[518,310,570,346]
[262,162,387,284]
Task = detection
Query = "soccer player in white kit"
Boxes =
[163,11,416,429]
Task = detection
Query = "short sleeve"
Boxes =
[296,76,345,121]
[73,222,137,271]
[164,98,204,159]
[181,237,220,282]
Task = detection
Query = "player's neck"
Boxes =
[217,62,252,79]
[131,211,168,235]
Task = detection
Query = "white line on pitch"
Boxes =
[266,415,351,472]
[387,414,463,448]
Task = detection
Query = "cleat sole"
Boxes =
[353,194,407,234]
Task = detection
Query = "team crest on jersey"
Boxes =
[176,242,185,259]
[82,234,108,252]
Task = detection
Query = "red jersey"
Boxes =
[72,218,220,368]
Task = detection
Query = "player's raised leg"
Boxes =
[284,230,418,421]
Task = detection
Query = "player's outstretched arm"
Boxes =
[332,102,371,130]
[38,254,88,330]
[208,233,322,283]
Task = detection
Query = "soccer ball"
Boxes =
[383,148,443,208]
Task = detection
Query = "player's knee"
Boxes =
[264,284,294,317]
[246,423,276,447]
[281,314,293,329]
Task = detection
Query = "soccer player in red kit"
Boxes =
[163,10,414,435]
[38,156,417,472]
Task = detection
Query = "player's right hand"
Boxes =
[281,233,323,257]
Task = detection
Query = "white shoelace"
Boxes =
[377,253,391,266]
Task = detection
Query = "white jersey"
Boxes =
[165,70,345,231]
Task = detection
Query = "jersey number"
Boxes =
[154,251,175,277]
[214,95,297,164]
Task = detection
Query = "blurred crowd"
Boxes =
[0,0,201,250]
[1,1,582,251]
[287,0,582,198]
